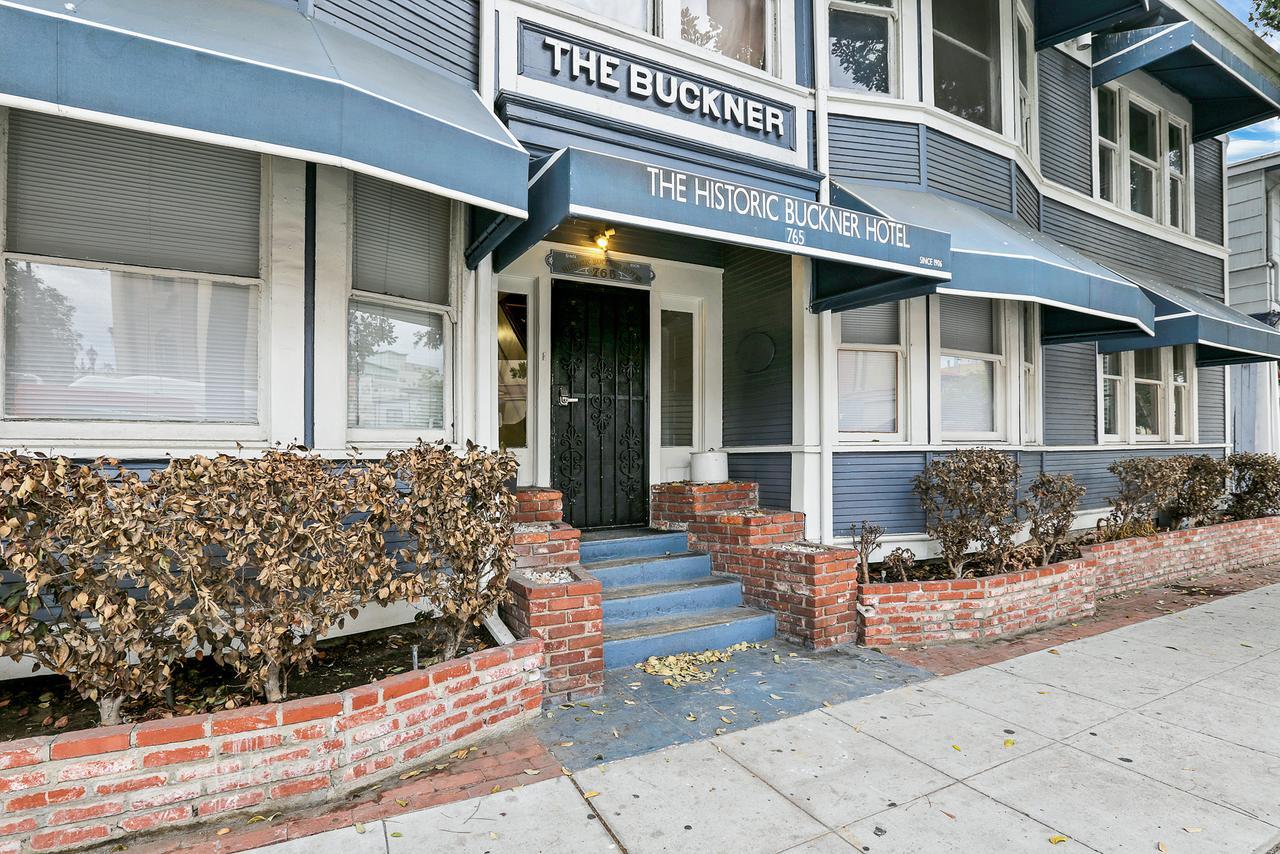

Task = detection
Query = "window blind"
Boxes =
[939,294,997,354]
[5,111,261,277]
[840,302,900,345]
[352,174,451,305]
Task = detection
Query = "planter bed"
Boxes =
[0,639,543,854]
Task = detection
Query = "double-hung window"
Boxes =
[2,110,262,438]
[1097,87,1121,204]
[828,0,896,95]
[939,295,1003,439]
[1099,346,1195,443]
[1100,352,1125,440]
[347,174,453,440]
[1128,101,1160,219]
[1015,10,1036,155]
[932,0,1002,132]
[681,0,775,71]
[1020,304,1039,443]
[1132,347,1162,436]
[1167,121,1189,231]
[1095,87,1193,232]
[837,302,904,438]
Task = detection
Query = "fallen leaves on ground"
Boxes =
[1048,834,1069,844]
[635,643,763,687]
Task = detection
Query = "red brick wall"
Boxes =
[0,641,543,854]
[513,489,581,571]
[747,545,860,647]
[650,482,759,531]
[503,568,603,703]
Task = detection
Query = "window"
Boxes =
[1128,102,1159,219]
[661,310,696,446]
[682,0,772,70]
[837,302,904,436]
[2,111,263,431]
[1020,303,1039,443]
[561,0,652,30]
[1172,345,1190,440]
[1097,87,1120,204]
[348,174,452,437]
[932,0,1002,131]
[939,295,1002,437]
[1101,351,1124,439]
[1167,121,1188,231]
[1133,348,1162,436]
[828,0,895,95]
[1099,346,1195,443]
[1015,12,1035,155]
[497,292,529,450]
[1095,86,1192,232]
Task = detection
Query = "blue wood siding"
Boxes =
[313,0,479,88]
[1194,138,1225,246]
[1041,198,1226,299]
[1198,365,1226,444]
[727,453,793,510]
[832,452,926,535]
[1015,166,1041,230]
[925,128,1012,212]
[722,247,792,447]
[1043,342,1098,445]
[827,116,921,186]
[1041,447,1226,511]
[1037,49,1094,196]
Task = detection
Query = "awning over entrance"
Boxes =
[1097,275,1280,366]
[0,0,528,217]
[1093,21,1280,141]
[489,148,953,292]
[1034,0,1152,51]
[829,184,1157,343]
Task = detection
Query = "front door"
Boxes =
[550,281,649,529]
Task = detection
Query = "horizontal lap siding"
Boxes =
[832,452,926,535]
[827,116,921,186]
[722,247,792,447]
[925,129,1012,212]
[1042,447,1226,511]
[1042,199,1226,299]
[314,0,479,88]
[727,453,792,510]
[1038,49,1094,196]
[1043,342,1098,445]
[1193,139,1225,246]
[1016,166,1040,230]
[1198,366,1226,444]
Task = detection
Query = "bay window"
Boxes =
[837,302,904,437]
[939,295,1003,438]
[1099,346,1196,443]
[1015,10,1035,155]
[1167,121,1189,231]
[681,0,773,70]
[347,174,453,439]
[1095,86,1193,232]
[1097,87,1121,204]
[828,0,895,95]
[932,0,1002,132]
[1101,352,1124,440]
[2,110,263,437]
[1133,347,1162,436]
[1020,304,1039,443]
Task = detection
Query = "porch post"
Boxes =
[791,256,827,542]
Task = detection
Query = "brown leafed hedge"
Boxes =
[0,441,517,724]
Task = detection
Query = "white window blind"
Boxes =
[840,302,900,345]
[5,111,261,277]
[939,295,997,353]
[838,350,898,432]
[352,174,451,305]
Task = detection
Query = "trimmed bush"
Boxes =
[1101,456,1179,537]
[1164,455,1230,530]
[913,448,1021,579]
[1025,473,1086,566]
[1227,452,1280,521]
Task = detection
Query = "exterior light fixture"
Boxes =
[593,228,615,251]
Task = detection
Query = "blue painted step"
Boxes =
[602,608,776,669]
[579,531,689,564]
[602,576,742,623]
[585,552,711,590]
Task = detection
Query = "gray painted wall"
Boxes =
[1227,167,1276,316]
[1015,166,1040,230]
[1043,342,1098,445]
[728,453,792,510]
[1198,365,1226,444]
[1194,139,1225,246]
[1037,48,1094,196]
[313,0,480,88]
[722,247,793,447]
[925,128,1012,212]
[827,116,921,186]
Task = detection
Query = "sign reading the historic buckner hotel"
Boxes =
[518,21,796,149]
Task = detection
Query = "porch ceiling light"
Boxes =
[593,228,615,252]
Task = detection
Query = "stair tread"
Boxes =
[603,607,772,643]
[583,550,704,570]
[601,576,734,601]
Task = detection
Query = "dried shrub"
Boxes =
[1227,452,1280,521]
[881,547,916,582]
[1164,455,1229,529]
[1102,456,1182,536]
[1025,473,1086,566]
[854,521,885,585]
[913,448,1021,579]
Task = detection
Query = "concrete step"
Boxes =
[585,552,712,590]
[602,576,742,623]
[579,530,690,564]
[602,607,776,670]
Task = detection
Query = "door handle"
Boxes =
[557,387,579,406]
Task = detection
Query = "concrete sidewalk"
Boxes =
[255,584,1280,854]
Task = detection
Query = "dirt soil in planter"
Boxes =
[0,624,491,742]
[867,543,1084,584]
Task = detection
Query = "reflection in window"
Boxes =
[828,1,894,94]
[837,302,901,434]
[661,310,695,447]
[1101,351,1124,438]
[1133,348,1163,438]
[1097,87,1120,204]
[3,259,258,423]
[347,300,445,430]
[933,0,1001,131]
[939,295,1001,436]
[559,0,651,30]
[497,293,528,450]
[682,0,770,70]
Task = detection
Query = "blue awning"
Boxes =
[1097,275,1280,366]
[1034,0,1152,51]
[829,184,1156,343]
[1093,21,1280,141]
[489,148,954,293]
[0,0,528,217]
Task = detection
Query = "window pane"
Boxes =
[1099,145,1116,202]
[348,300,445,430]
[682,0,768,69]
[1128,103,1158,161]
[1016,19,1030,87]
[1174,385,1188,438]
[1134,383,1160,436]
[1022,304,1037,364]
[1130,161,1155,218]
[941,356,995,433]
[939,295,998,354]
[1133,348,1161,380]
[1169,177,1183,230]
[3,260,257,422]
[838,350,898,432]
[1172,347,1188,383]
[661,310,695,447]
[1168,124,1185,174]
[932,0,1000,131]
[1101,352,1124,378]
[560,0,650,29]
[1103,377,1121,435]
[829,9,891,94]
[840,302,900,345]
[1098,88,1118,142]
[497,293,528,450]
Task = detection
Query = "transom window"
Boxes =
[1099,346,1196,443]
[828,0,896,95]
[1095,85,1193,232]
[932,0,1002,132]
[939,295,1003,438]
[837,301,904,437]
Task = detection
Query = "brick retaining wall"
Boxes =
[650,482,758,531]
[503,567,603,703]
[0,640,543,854]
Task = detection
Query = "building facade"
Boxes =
[2,0,1280,575]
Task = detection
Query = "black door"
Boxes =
[550,281,649,529]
